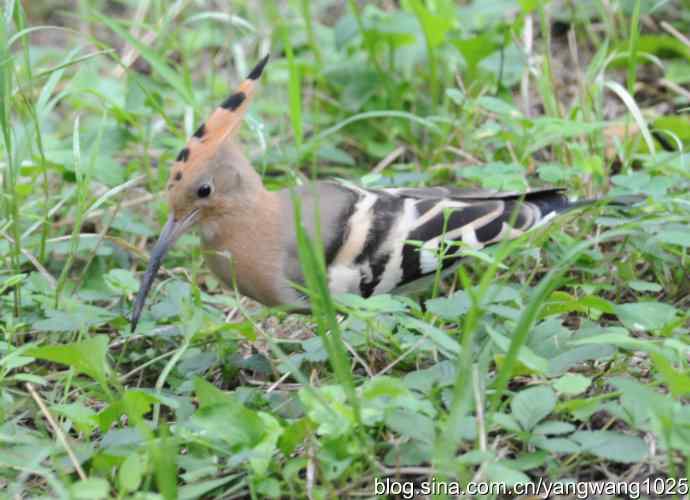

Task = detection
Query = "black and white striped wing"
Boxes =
[321,183,571,297]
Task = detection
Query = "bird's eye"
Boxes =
[197,184,212,198]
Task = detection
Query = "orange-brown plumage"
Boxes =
[131,53,642,332]
[132,54,273,330]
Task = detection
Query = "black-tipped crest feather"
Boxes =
[222,91,246,110]
[193,123,206,138]
[247,54,270,80]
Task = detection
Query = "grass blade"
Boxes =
[91,11,194,105]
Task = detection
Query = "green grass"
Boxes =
[2,0,690,498]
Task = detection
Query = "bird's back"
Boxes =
[278,181,573,300]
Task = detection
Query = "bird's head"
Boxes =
[131,54,269,331]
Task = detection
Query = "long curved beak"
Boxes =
[131,210,199,332]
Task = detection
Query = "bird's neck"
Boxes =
[201,186,281,244]
[198,186,285,304]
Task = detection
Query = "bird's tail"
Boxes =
[565,194,646,212]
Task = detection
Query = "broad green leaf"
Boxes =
[299,385,355,437]
[0,273,26,295]
[105,268,139,295]
[452,31,501,68]
[334,14,358,50]
[190,378,265,448]
[518,0,543,12]
[655,230,690,248]
[635,34,690,61]
[317,144,355,166]
[52,403,98,436]
[488,327,548,374]
[361,376,411,400]
[427,285,519,319]
[627,280,662,292]
[425,292,470,319]
[152,426,178,500]
[476,97,522,118]
[548,344,616,376]
[508,451,549,470]
[572,431,648,463]
[385,409,435,444]
[456,450,495,465]
[511,386,557,431]
[406,317,461,356]
[70,478,110,500]
[279,418,312,456]
[650,352,690,397]
[611,172,673,197]
[250,412,283,475]
[255,477,281,499]
[446,88,465,105]
[614,301,678,332]
[336,293,408,313]
[404,361,456,394]
[195,377,234,408]
[665,60,690,84]
[486,461,531,486]
[406,0,452,48]
[533,421,575,436]
[367,10,419,48]
[0,348,33,371]
[653,115,690,143]
[527,118,607,154]
[537,163,579,183]
[178,474,243,500]
[610,377,672,424]
[460,162,528,191]
[557,396,607,421]
[28,335,110,387]
[190,401,265,448]
[100,427,146,451]
[570,328,654,352]
[34,304,116,333]
[532,436,580,454]
[187,380,281,475]
[121,390,161,424]
[492,412,521,433]
[118,452,143,493]
[383,439,432,467]
[553,374,592,396]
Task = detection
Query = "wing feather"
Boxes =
[381,186,572,291]
[309,181,574,297]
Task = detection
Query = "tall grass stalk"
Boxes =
[265,1,302,148]
[346,0,384,76]
[12,3,52,264]
[300,0,321,66]
[408,0,439,104]
[536,5,560,120]
[489,227,635,412]
[281,27,303,149]
[291,190,363,427]
[626,0,641,95]
[433,235,526,479]
[54,116,88,307]
[0,2,22,316]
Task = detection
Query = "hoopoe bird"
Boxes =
[131,55,638,331]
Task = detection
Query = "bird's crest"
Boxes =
[168,54,269,181]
